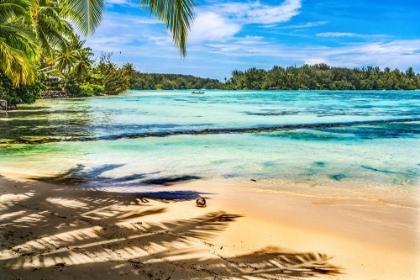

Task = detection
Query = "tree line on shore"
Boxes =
[2,63,420,106]
[131,64,420,91]
[0,0,195,105]
[131,73,222,90]
[224,64,420,90]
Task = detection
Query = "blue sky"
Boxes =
[86,0,420,80]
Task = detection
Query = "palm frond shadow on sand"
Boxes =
[0,175,342,279]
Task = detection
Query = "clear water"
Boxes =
[0,90,419,207]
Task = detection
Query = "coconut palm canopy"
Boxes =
[0,0,195,86]
[0,0,39,85]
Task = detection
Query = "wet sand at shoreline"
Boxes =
[0,172,419,279]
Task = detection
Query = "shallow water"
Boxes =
[0,90,419,206]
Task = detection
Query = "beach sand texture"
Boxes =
[1,173,418,280]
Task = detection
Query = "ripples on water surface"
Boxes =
[0,90,419,206]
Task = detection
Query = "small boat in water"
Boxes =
[191,91,205,94]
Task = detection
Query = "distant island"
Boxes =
[131,73,222,90]
[131,64,420,91]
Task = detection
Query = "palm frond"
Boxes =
[0,0,30,21]
[63,0,105,35]
[0,20,39,85]
[31,1,75,59]
[141,0,196,57]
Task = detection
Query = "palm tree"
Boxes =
[30,0,75,60]
[51,34,93,92]
[0,0,39,85]
[53,36,91,75]
[121,62,136,85]
[62,0,195,56]
[1,0,196,86]
[69,35,94,78]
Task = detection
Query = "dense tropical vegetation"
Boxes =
[224,64,420,90]
[0,0,195,104]
[117,64,420,91]
[131,73,222,90]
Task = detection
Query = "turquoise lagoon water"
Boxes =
[0,90,419,206]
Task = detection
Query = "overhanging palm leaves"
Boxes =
[63,0,196,56]
[0,0,27,19]
[141,0,196,57]
[0,0,39,85]
[31,0,75,59]
[62,0,104,36]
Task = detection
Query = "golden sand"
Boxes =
[0,173,419,279]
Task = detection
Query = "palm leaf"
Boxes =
[0,19,39,85]
[0,0,30,21]
[35,4,75,58]
[141,0,196,57]
[63,0,105,35]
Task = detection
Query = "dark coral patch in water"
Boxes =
[329,174,347,181]
[313,161,326,167]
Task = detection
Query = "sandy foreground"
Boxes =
[0,172,419,280]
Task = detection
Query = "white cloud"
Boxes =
[305,58,329,65]
[282,21,328,29]
[317,32,357,37]
[86,12,168,55]
[317,32,390,39]
[188,0,301,43]
[106,0,138,7]
[199,38,420,71]
[97,12,159,29]
[235,36,266,45]
[304,41,420,70]
[217,0,301,24]
[188,12,241,42]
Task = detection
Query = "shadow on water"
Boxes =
[31,164,203,189]
[31,164,131,185]
[0,176,342,279]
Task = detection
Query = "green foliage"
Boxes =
[1,0,196,103]
[31,0,75,60]
[140,0,195,57]
[89,53,131,95]
[63,0,105,36]
[0,0,39,86]
[131,73,222,90]
[78,83,104,96]
[224,64,420,90]
[63,52,136,97]
[0,71,46,104]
